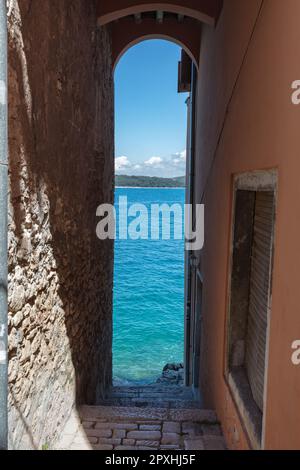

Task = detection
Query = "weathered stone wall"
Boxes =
[7,0,114,449]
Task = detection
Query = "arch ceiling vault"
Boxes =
[97,1,223,69]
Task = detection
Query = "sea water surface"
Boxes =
[113,187,185,385]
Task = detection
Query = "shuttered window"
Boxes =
[245,191,275,412]
[228,172,277,448]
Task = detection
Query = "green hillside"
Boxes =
[116,175,185,188]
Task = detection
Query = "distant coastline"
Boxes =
[115,186,184,189]
[115,175,185,188]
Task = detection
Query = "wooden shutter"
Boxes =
[245,191,275,412]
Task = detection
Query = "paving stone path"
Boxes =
[56,386,226,451]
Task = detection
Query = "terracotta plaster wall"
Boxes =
[196,0,300,449]
[8,0,114,449]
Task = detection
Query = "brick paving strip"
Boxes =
[56,405,226,451]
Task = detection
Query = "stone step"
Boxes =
[110,386,194,400]
[98,398,201,409]
[79,405,218,424]
[109,393,195,400]
[103,385,199,408]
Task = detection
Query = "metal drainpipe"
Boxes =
[0,0,7,451]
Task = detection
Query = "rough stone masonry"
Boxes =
[7,0,114,449]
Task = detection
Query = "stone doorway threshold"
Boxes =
[55,385,226,450]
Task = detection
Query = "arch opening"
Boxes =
[114,35,198,72]
[113,39,191,386]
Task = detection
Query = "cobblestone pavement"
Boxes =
[56,387,227,451]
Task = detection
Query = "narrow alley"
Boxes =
[1,0,300,453]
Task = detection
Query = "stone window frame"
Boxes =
[224,169,278,450]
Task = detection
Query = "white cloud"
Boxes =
[144,156,164,168]
[115,150,186,177]
[171,150,186,166]
[115,156,132,171]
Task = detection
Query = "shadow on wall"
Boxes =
[8,0,114,449]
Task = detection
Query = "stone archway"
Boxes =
[111,15,201,70]
[97,1,223,73]
[97,0,223,26]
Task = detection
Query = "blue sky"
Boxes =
[114,39,189,178]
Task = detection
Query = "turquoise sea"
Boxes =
[113,187,185,385]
